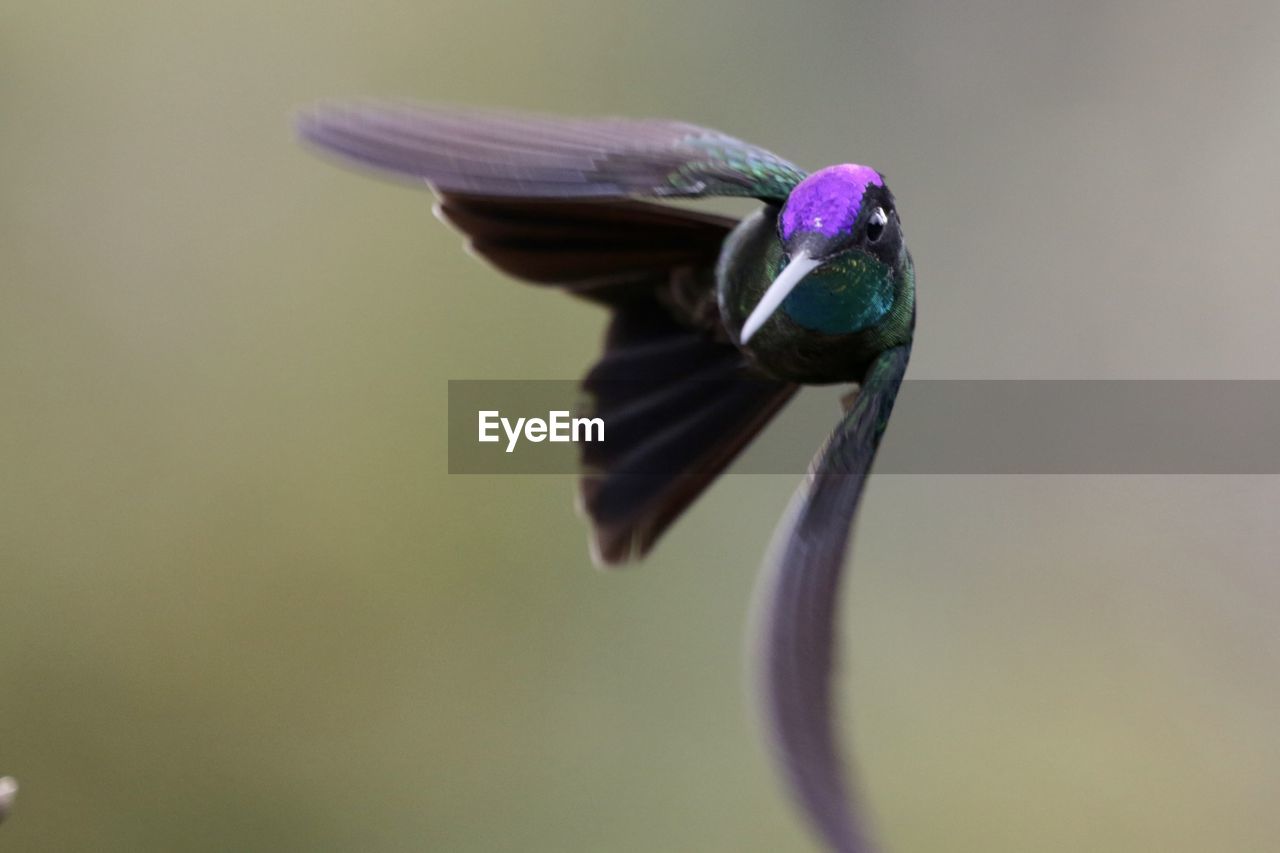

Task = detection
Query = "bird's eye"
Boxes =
[866,207,888,242]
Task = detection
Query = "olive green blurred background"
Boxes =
[4,2,1280,851]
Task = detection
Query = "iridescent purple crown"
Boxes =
[779,164,883,241]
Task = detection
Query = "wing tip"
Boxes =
[576,478,650,569]
[294,100,443,189]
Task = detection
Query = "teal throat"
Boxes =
[780,253,895,335]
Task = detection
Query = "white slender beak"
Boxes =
[739,251,821,345]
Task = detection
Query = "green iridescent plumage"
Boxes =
[666,135,808,199]
[717,207,914,383]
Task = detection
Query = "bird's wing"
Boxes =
[753,344,911,853]
[315,169,797,561]
[434,196,797,562]
[297,102,806,203]
[434,195,735,307]
[581,300,797,565]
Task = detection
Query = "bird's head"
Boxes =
[736,164,907,350]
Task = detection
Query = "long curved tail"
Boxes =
[752,345,910,852]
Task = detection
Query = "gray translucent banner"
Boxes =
[448,380,1280,474]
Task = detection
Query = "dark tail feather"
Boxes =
[580,301,796,565]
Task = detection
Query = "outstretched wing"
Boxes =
[581,300,797,564]
[297,102,806,203]
[301,110,802,560]
[434,195,735,307]
[753,345,911,853]
[434,195,800,564]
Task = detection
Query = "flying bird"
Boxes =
[298,103,914,853]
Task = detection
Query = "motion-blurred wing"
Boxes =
[754,345,911,853]
[298,102,806,202]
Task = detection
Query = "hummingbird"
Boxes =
[299,103,914,853]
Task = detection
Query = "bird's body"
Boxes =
[300,103,915,853]
[717,200,914,383]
